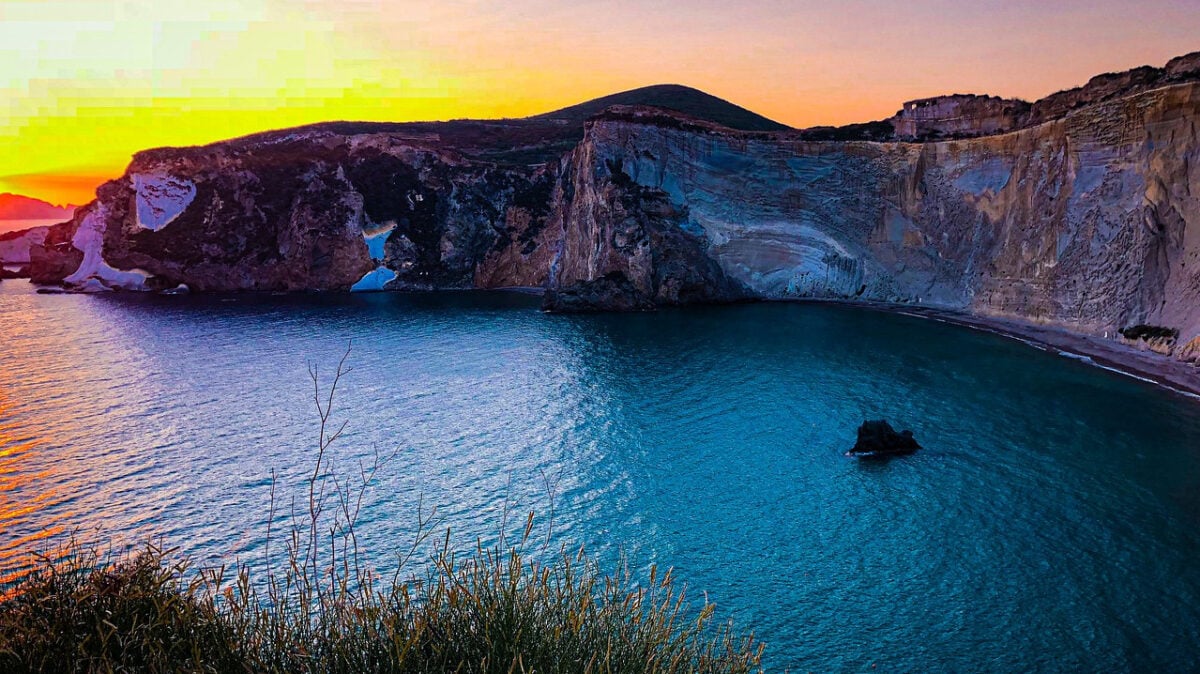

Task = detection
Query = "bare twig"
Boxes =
[538,465,564,549]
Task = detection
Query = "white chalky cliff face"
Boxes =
[62,205,152,291]
[546,83,1200,356]
[133,173,197,232]
[350,266,397,292]
[557,83,1200,326]
[0,226,48,264]
[49,173,197,290]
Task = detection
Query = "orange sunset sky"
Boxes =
[3,0,1199,207]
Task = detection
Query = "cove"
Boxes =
[3,281,1200,670]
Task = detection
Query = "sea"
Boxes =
[2,281,1200,670]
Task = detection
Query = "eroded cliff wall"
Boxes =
[547,83,1200,356]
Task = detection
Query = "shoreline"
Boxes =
[814,299,1200,401]
[14,279,1199,400]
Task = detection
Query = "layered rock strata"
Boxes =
[558,82,1200,359]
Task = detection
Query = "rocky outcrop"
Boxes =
[1179,335,1200,364]
[543,108,749,311]
[25,53,1200,365]
[877,51,1200,142]
[30,125,568,293]
[847,420,921,457]
[29,220,81,284]
[1027,53,1200,126]
[0,226,49,264]
[892,95,1030,140]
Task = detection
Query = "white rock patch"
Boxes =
[65,208,108,285]
[133,173,196,231]
[64,206,153,291]
[0,226,48,264]
[363,222,395,261]
[350,266,396,292]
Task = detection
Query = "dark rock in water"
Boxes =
[0,265,30,279]
[848,420,921,457]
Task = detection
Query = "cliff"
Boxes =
[30,122,566,293]
[887,50,1200,140]
[550,85,1200,363]
[26,85,783,295]
[891,95,1030,140]
[27,53,1200,365]
[0,226,49,265]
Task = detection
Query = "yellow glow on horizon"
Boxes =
[4,0,1200,206]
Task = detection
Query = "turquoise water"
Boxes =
[3,281,1200,670]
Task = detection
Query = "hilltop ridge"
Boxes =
[531,84,790,132]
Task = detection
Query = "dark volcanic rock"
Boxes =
[542,271,656,312]
[847,420,921,457]
[0,265,30,279]
[531,84,790,132]
[29,220,83,285]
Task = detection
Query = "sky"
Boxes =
[2,0,1199,207]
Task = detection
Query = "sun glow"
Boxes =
[4,0,1200,206]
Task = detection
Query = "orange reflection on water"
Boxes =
[0,392,76,594]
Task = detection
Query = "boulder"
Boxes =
[847,420,921,458]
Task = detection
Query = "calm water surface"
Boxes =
[3,281,1200,671]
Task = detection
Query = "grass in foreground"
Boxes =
[0,536,761,673]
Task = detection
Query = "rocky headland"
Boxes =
[0,226,49,266]
[16,53,1200,379]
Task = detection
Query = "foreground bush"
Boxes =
[0,535,762,673]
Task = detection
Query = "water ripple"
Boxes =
[3,285,1200,670]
